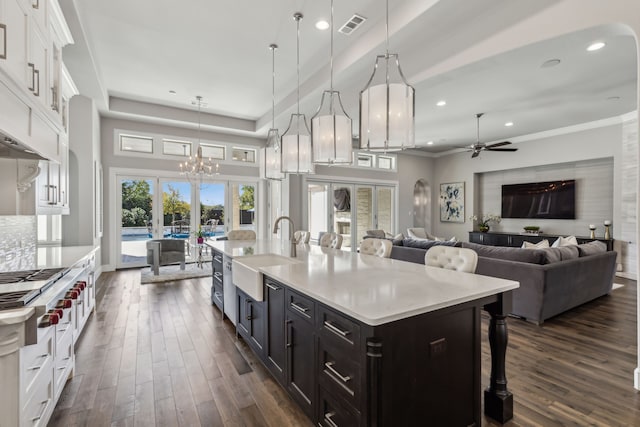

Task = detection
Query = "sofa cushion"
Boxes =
[539,246,580,264]
[406,228,428,239]
[522,239,550,249]
[461,242,545,264]
[577,240,607,257]
[366,229,386,238]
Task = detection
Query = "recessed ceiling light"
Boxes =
[504,122,514,127]
[587,42,606,51]
[426,141,434,145]
[315,20,329,30]
[541,59,561,68]
[436,100,446,107]
[169,90,176,94]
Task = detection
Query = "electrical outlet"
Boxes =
[430,338,447,358]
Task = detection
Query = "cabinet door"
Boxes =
[29,23,47,108]
[237,290,251,337]
[36,160,52,207]
[58,141,68,209]
[248,300,265,355]
[0,0,29,87]
[286,314,315,418]
[265,280,286,384]
[28,0,46,35]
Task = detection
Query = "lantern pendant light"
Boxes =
[264,44,285,180]
[311,0,353,165]
[281,13,313,174]
[359,0,415,152]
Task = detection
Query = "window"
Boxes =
[120,135,153,153]
[232,148,256,163]
[378,155,395,170]
[163,139,191,156]
[357,153,373,167]
[201,143,225,160]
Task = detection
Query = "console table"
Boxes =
[469,231,614,251]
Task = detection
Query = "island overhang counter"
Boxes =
[206,239,518,425]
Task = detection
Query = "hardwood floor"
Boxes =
[50,271,639,426]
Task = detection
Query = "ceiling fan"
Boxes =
[466,113,518,158]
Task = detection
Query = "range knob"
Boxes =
[40,312,59,327]
[65,290,79,300]
[75,281,86,290]
[56,299,72,309]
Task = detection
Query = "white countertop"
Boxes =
[208,239,519,326]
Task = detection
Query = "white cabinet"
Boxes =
[0,0,30,88]
[36,138,68,214]
[28,23,47,108]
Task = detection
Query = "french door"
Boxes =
[306,180,396,251]
[116,174,256,269]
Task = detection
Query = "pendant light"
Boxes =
[264,44,285,180]
[281,12,313,174]
[359,0,415,152]
[311,0,353,165]
[179,96,219,181]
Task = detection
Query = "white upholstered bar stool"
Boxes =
[293,230,311,243]
[424,246,478,273]
[359,238,392,258]
[319,232,343,249]
[227,230,256,240]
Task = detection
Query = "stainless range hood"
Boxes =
[0,131,46,160]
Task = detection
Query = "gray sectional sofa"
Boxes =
[390,238,617,324]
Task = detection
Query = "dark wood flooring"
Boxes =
[49,271,639,426]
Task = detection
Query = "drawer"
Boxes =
[317,386,360,427]
[54,327,74,398]
[213,271,223,286]
[22,365,54,427]
[21,325,54,396]
[212,252,223,271]
[318,340,361,409]
[318,305,360,350]
[212,282,224,310]
[55,307,73,338]
[286,288,315,323]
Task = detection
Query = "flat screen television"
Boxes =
[501,180,576,219]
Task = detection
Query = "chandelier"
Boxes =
[359,0,415,152]
[264,44,285,180]
[179,96,219,180]
[311,0,353,165]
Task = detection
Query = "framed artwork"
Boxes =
[440,182,465,222]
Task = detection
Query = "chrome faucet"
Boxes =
[273,216,297,257]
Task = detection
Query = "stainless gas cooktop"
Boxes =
[0,268,67,309]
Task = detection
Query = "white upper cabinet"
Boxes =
[0,0,30,88]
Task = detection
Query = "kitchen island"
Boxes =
[207,239,519,425]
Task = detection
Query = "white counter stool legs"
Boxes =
[425,246,478,273]
[360,238,392,258]
[319,232,343,249]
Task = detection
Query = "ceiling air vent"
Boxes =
[338,14,367,35]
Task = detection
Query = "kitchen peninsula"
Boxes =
[207,239,519,425]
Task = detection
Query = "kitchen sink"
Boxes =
[232,254,300,301]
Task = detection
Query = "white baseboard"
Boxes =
[101,263,116,273]
[616,271,637,280]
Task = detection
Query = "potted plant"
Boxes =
[469,213,501,232]
[194,226,205,244]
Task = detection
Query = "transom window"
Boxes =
[120,135,153,153]
[201,143,225,160]
[163,139,191,156]
[232,148,256,163]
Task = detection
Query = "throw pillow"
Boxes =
[407,228,427,239]
[551,235,578,247]
[521,239,550,249]
[367,229,386,238]
[577,241,607,256]
[540,246,580,264]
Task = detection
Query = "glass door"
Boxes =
[332,185,354,251]
[160,180,192,260]
[307,183,329,244]
[229,183,257,235]
[118,177,155,268]
[199,182,225,239]
[355,186,374,246]
[376,186,395,235]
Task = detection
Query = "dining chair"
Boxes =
[424,246,478,273]
[359,238,392,258]
[227,230,256,240]
[319,232,343,249]
[293,230,311,243]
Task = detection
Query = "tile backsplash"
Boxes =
[0,215,37,271]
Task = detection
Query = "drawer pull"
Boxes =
[57,366,67,370]
[214,292,223,302]
[0,24,6,60]
[214,255,223,263]
[325,361,351,383]
[324,411,338,427]
[58,327,68,332]
[290,302,310,316]
[266,283,281,291]
[31,399,49,421]
[324,320,350,337]
[28,63,35,91]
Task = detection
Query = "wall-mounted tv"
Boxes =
[501,180,576,219]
